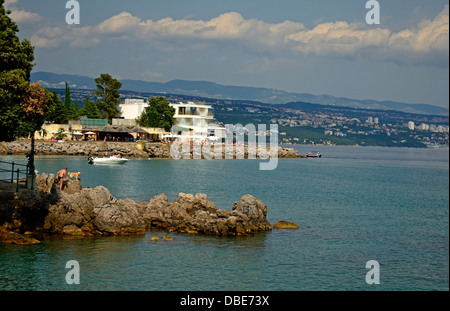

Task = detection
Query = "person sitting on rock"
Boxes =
[56,167,67,191]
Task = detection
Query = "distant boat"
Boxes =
[88,155,128,165]
[306,151,322,158]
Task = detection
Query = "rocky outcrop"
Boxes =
[0,229,40,245]
[1,173,272,239]
[141,192,272,236]
[40,183,146,236]
[278,147,305,158]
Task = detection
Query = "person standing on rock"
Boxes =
[57,168,67,191]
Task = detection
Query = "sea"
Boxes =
[0,145,448,291]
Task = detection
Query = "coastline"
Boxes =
[0,140,304,159]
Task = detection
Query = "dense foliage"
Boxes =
[0,1,49,141]
[136,96,175,132]
[94,73,122,119]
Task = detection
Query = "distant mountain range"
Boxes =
[31,71,449,116]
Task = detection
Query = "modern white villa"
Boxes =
[118,99,225,142]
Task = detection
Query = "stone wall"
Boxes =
[1,141,303,158]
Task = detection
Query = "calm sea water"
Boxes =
[1,145,448,291]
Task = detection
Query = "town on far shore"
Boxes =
[41,87,449,149]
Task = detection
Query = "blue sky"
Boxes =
[5,0,449,109]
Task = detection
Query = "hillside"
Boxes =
[31,71,448,116]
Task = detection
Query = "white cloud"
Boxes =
[4,0,18,9]
[29,5,449,67]
[8,9,42,23]
[5,0,43,24]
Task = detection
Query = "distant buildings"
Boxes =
[408,121,415,130]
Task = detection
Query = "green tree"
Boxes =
[136,96,175,132]
[80,95,101,119]
[64,81,71,111]
[44,90,68,124]
[0,0,36,141]
[94,73,122,119]
[63,82,80,120]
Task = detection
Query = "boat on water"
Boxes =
[306,151,322,158]
[88,155,128,165]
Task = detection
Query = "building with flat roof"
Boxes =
[118,98,148,120]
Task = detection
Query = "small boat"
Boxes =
[88,155,129,165]
[306,151,322,158]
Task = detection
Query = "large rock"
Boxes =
[2,173,272,237]
[43,186,146,236]
[142,193,272,236]
[35,172,82,194]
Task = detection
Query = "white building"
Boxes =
[118,99,224,142]
[418,123,430,131]
[168,101,224,141]
[118,99,148,120]
[408,121,415,130]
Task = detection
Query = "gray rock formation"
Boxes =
[141,192,272,236]
[1,173,272,239]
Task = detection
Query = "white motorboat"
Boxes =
[88,155,128,165]
[306,151,322,158]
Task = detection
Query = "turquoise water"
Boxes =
[1,146,448,290]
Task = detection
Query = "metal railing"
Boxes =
[0,160,31,192]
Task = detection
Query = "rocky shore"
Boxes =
[0,140,304,159]
[0,173,273,244]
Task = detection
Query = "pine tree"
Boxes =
[80,95,101,119]
[94,73,122,119]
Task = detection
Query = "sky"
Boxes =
[4,0,449,109]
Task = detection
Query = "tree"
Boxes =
[94,73,122,119]
[0,0,35,141]
[44,89,68,124]
[18,82,47,137]
[136,96,175,132]
[63,82,80,120]
[79,95,101,119]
